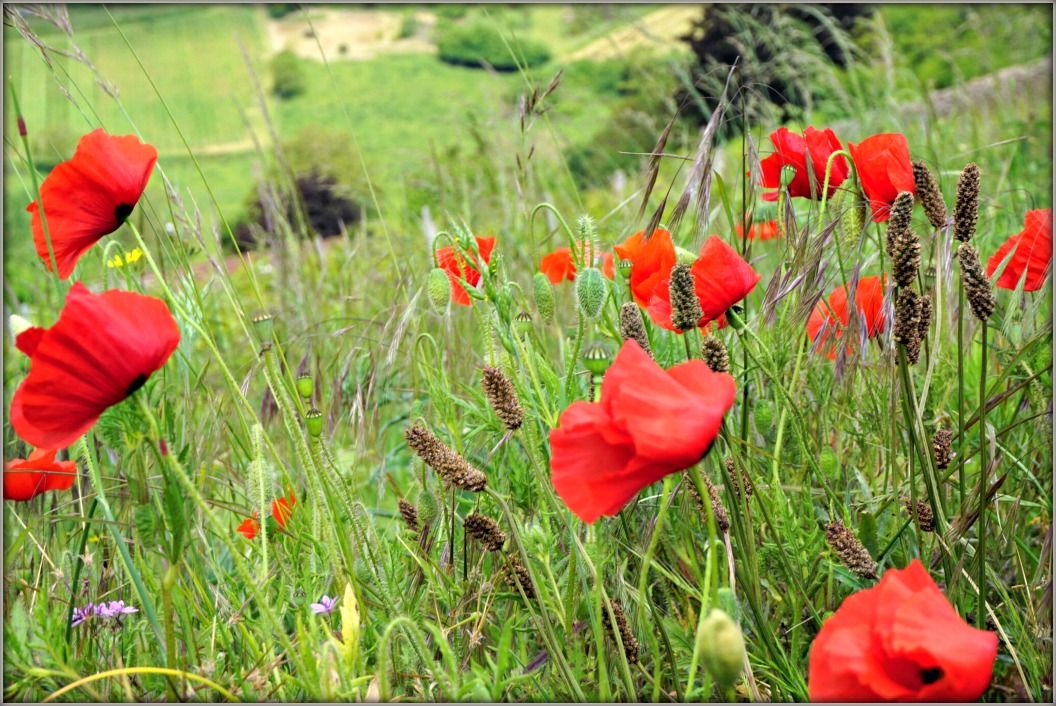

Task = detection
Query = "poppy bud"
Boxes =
[304,408,323,438]
[583,342,612,377]
[426,267,450,312]
[617,259,633,280]
[716,587,740,625]
[698,608,746,690]
[416,489,439,527]
[515,311,533,338]
[841,186,868,248]
[296,374,314,400]
[820,447,838,477]
[724,306,746,331]
[780,164,797,188]
[533,272,555,325]
[577,214,597,242]
[575,267,607,319]
[252,310,274,351]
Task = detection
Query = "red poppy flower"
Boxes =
[3,448,78,502]
[987,208,1052,291]
[808,559,997,702]
[9,282,181,450]
[27,129,158,279]
[539,241,615,283]
[436,236,496,306]
[646,236,761,331]
[760,126,848,202]
[735,220,781,241]
[847,133,915,223]
[236,490,297,540]
[549,340,736,523]
[807,275,887,360]
[614,228,677,307]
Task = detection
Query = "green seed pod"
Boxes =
[296,374,314,400]
[675,246,697,265]
[780,164,797,188]
[698,608,746,690]
[133,504,157,549]
[820,447,838,477]
[575,267,607,319]
[753,399,774,435]
[251,310,274,350]
[617,259,633,280]
[416,489,440,528]
[426,267,451,312]
[583,342,612,377]
[716,587,740,625]
[305,408,323,438]
[533,272,555,325]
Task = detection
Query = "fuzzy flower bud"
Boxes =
[533,272,555,325]
[575,267,607,319]
[427,267,451,312]
[417,489,440,527]
[698,608,746,690]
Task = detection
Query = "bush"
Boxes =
[436,21,550,71]
[396,11,420,40]
[270,50,306,100]
[266,4,300,20]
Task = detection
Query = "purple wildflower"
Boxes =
[71,602,95,627]
[98,600,139,618]
[309,595,338,615]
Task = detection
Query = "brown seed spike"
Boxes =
[464,511,507,552]
[725,457,753,502]
[885,191,915,258]
[893,288,924,361]
[603,598,641,665]
[503,558,535,599]
[904,498,936,532]
[932,429,953,470]
[620,302,653,358]
[825,520,879,580]
[953,163,981,243]
[482,366,524,431]
[957,243,995,321]
[669,263,703,332]
[404,424,487,492]
[398,499,419,532]
[683,470,729,533]
[912,161,949,230]
[701,336,731,374]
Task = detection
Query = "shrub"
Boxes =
[266,4,300,20]
[270,49,306,100]
[396,11,419,40]
[436,21,550,71]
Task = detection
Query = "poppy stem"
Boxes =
[818,150,853,224]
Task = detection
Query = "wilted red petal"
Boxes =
[847,134,915,223]
[3,448,78,501]
[987,208,1052,292]
[27,129,157,279]
[11,282,181,450]
[808,559,997,702]
[614,228,677,306]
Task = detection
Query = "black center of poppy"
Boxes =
[919,667,944,685]
[115,203,134,223]
[125,373,148,398]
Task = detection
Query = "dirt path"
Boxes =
[266,7,436,61]
[563,6,698,61]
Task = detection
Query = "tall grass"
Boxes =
[3,4,1052,702]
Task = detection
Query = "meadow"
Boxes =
[2,3,1053,703]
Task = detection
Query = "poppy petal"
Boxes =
[987,208,1052,291]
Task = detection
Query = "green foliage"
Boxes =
[267,3,300,20]
[436,21,551,71]
[270,49,307,100]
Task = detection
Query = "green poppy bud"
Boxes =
[305,408,323,438]
[698,608,746,690]
[575,267,607,319]
[583,342,612,377]
[753,399,774,436]
[426,267,450,312]
[820,447,838,477]
[533,272,555,325]
[780,164,797,188]
[416,489,439,527]
[296,374,314,400]
[716,587,740,625]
